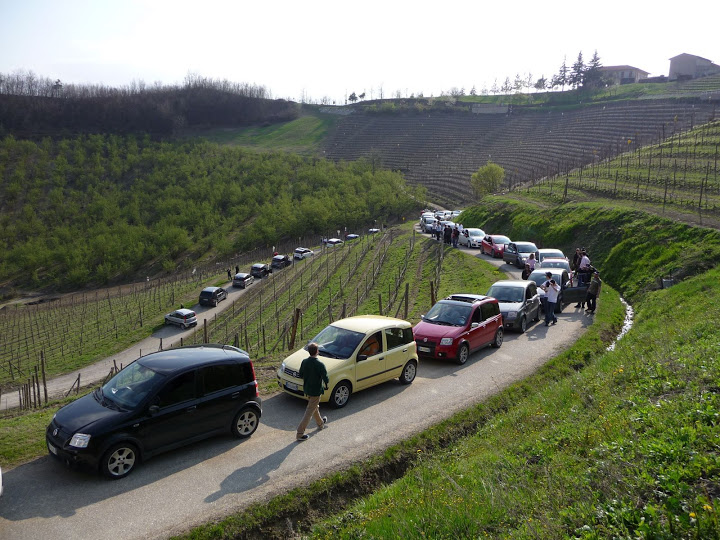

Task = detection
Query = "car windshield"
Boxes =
[541,250,564,259]
[539,260,569,269]
[516,243,537,253]
[424,302,472,326]
[467,229,483,237]
[487,285,525,303]
[491,236,510,244]
[529,272,555,286]
[307,325,365,359]
[101,362,165,410]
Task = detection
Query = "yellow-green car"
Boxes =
[277,315,418,408]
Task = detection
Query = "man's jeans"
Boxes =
[545,301,557,324]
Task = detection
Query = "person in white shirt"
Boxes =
[540,271,560,326]
[578,250,592,285]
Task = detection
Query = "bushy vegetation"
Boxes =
[0,71,297,136]
[0,134,423,290]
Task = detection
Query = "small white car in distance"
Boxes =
[164,308,198,329]
[294,247,315,260]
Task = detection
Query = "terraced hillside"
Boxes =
[323,99,717,206]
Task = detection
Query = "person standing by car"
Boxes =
[523,253,536,279]
[540,272,560,326]
[443,225,452,245]
[296,343,329,441]
[452,226,460,248]
[585,271,602,314]
[572,247,582,273]
[577,249,592,286]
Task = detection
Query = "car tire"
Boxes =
[491,249,496,258]
[181,322,188,330]
[330,380,352,408]
[456,343,470,365]
[231,407,260,439]
[491,327,504,348]
[399,360,417,384]
[100,442,138,480]
[518,316,527,334]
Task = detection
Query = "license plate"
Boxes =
[285,382,299,391]
[48,442,57,455]
[418,346,431,353]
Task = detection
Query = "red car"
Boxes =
[412,294,503,365]
[481,234,511,258]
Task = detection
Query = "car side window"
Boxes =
[155,371,196,408]
[202,363,242,395]
[359,332,383,357]
[384,328,409,350]
[471,306,483,324]
[480,302,499,321]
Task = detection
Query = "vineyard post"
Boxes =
[31,376,37,408]
[430,281,436,306]
[404,283,409,320]
[203,319,208,344]
[41,350,48,403]
[341,303,346,319]
[289,308,301,349]
[159,338,163,351]
[262,325,266,355]
[34,366,41,405]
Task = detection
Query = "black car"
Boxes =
[503,242,540,268]
[232,273,254,289]
[199,286,227,307]
[486,280,541,333]
[270,255,292,270]
[46,345,261,479]
[250,263,272,278]
[527,269,588,313]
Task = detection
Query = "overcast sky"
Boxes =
[1,0,717,103]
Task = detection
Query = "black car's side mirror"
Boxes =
[357,354,368,362]
[148,405,160,416]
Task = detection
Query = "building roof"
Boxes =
[599,65,650,75]
[669,53,713,62]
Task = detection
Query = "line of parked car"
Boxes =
[45,219,589,482]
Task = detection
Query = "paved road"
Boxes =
[0,236,594,539]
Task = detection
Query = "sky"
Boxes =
[1,0,718,104]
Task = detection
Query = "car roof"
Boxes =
[201,286,220,292]
[252,263,265,268]
[530,268,566,278]
[539,257,569,264]
[234,273,250,278]
[331,315,412,333]
[490,280,531,288]
[327,238,342,242]
[489,235,510,241]
[295,247,310,251]
[138,345,249,375]
[513,241,537,248]
[443,294,493,304]
[539,248,564,253]
[272,255,286,259]
[174,308,196,316]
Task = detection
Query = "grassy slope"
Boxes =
[184,114,337,154]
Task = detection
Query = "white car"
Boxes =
[458,228,486,248]
[537,248,567,263]
[325,238,344,247]
[368,228,380,234]
[293,247,315,260]
[164,308,198,329]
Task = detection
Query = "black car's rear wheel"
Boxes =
[231,407,260,439]
[101,442,138,480]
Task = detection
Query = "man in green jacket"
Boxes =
[296,342,329,441]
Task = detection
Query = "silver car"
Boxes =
[164,308,198,329]
[487,280,541,333]
[458,228,486,248]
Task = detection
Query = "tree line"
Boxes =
[0,134,423,291]
[0,71,298,137]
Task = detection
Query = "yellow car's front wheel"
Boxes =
[330,380,352,408]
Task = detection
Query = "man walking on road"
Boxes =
[296,342,329,441]
[541,271,560,326]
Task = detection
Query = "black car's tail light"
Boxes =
[250,362,258,397]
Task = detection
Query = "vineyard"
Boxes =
[523,120,720,214]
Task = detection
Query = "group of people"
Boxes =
[432,220,463,248]
[571,247,602,313]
